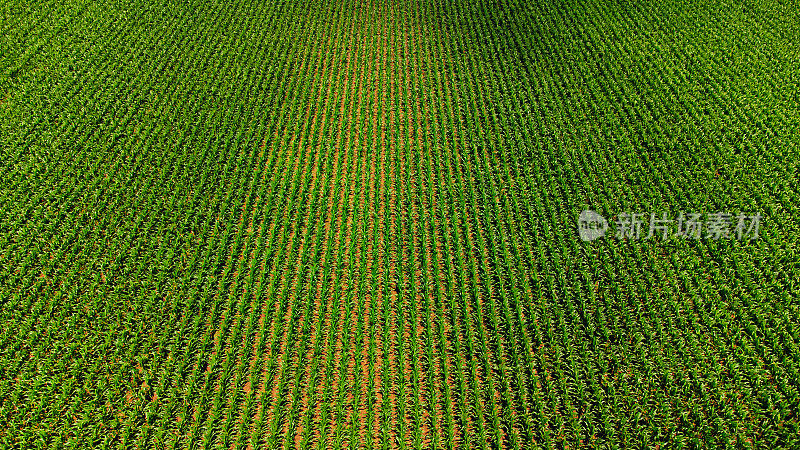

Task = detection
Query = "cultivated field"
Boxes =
[1,0,799,448]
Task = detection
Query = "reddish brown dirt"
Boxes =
[344,24,375,449]
[443,157,475,441]
[385,39,402,450]
[354,38,384,446]
[214,0,521,447]
[369,13,391,445]
[263,68,332,445]
[304,114,350,448]
[291,85,338,450]
[280,53,340,450]
[333,24,364,450]
[294,10,365,446]
[243,130,295,449]
[217,205,261,449]
[436,233,464,448]
[235,95,299,438]
[427,120,460,449]
[413,80,445,450]
[251,98,317,436]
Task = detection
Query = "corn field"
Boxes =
[1,0,799,448]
